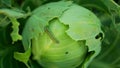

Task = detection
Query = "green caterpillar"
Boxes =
[22,1,104,68]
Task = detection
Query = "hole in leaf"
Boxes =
[65,52,69,54]
[95,32,103,40]
[48,7,50,9]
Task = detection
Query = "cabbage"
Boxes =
[22,1,104,68]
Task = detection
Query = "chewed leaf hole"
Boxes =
[95,32,103,40]
[65,52,69,54]
[48,7,50,9]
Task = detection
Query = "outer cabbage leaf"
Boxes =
[59,4,104,68]
[60,5,102,40]
[0,9,27,18]
[14,48,31,68]
[22,1,73,50]
[9,17,22,43]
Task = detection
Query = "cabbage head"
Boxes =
[22,1,104,68]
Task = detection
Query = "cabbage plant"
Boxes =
[22,1,104,68]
